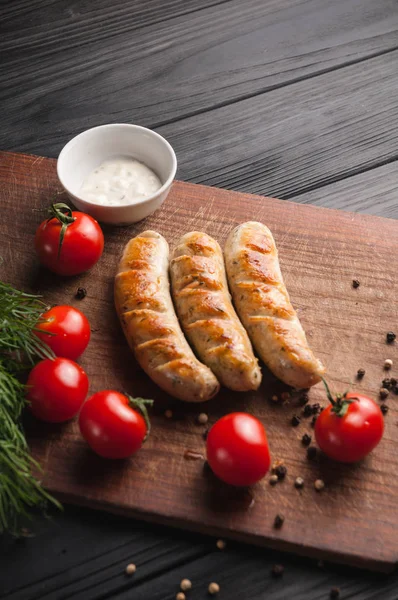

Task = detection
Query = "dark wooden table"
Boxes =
[1,1,398,598]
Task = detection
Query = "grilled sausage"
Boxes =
[224,222,325,389]
[170,231,262,391]
[114,231,219,402]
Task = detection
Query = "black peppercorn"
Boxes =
[386,332,396,343]
[307,446,317,460]
[330,587,340,599]
[298,392,309,406]
[392,385,398,395]
[379,388,389,400]
[273,514,284,529]
[275,465,287,480]
[271,564,284,578]
[380,404,389,415]
[291,415,301,427]
[352,279,360,288]
[382,378,393,390]
[357,368,365,379]
[303,404,313,417]
[301,433,312,446]
[311,415,318,427]
[75,287,87,300]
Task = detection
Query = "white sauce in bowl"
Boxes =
[80,157,162,205]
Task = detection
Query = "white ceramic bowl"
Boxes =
[57,124,177,225]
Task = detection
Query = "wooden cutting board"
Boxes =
[1,150,398,572]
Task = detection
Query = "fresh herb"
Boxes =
[0,282,61,534]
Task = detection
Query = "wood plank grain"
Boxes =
[2,506,398,600]
[293,162,398,218]
[1,0,398,157]
[156,50,398,198]
[1,152,398,572]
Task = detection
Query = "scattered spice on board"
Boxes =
[180,579,192,591]
[271,564,284,578]
[269,474,279,485]
[125,563,136,576]
[216,539,226,550]
[307,446,317,460]
[311,415,318,427]
[352,279,360,288]
[295,477,304,489]
[291,415,301,427]
[75,287,87,300]
[299,392,309,406]
[197,413,208,425]
[380,404,389,415]
[208,582,220,595]
[386,332,396,344]
[273,514,285,529]
[382,378,394,390]
[303,403,321,417]
[379,388,389,400]
[356,368,365,379]
[384,359,393,370]
[301,433,312,446]
[274,465,287,480]
[176,593,186,600]
[314,479,325,491]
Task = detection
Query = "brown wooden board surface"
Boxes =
[1,151,398,572]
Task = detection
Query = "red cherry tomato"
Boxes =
[35,203,104,276]
[27,358,89,423]
[35,305,90,360]
[206,413,271,486]
[315,392,384,463]
[79,391,152,459]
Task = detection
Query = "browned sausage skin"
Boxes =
[115,231,220,402]
[225,222,325,389]
[170,231,262,391]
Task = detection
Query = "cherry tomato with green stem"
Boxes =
[78,391,153,459]
[27,357,89,423]
[35,305,90,360]
[315,379,384,463]
[35,203,104,276]
[206,412,271,486]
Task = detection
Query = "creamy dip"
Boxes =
[80,157,162,205]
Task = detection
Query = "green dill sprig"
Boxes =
[0,282,61,534]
